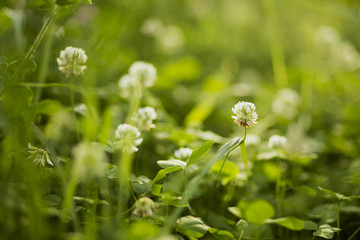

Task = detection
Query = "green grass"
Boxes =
[1,0,360,239]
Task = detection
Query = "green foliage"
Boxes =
[1,0,360,239]
[237,199,275,225]
[313,224,341,239]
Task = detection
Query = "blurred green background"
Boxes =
[1,0,360,239]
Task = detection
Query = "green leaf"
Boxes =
[157,159,186,169]
[25,58,37,72]
[130,175,152,194]
[209,228,234,240]
[186,140,214,167]
[176,216,209,238]
[237,199,275,225]
[42,194,61,206]
[153,166,183,182]
[304,221,318,230]
[265,217,304,231]
[151,166,183,195]
[313,224,341,239]
[318,186,360,201]
[228,206,241,218]
[210,160,239,185]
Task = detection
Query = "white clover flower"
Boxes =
[118,74,134,98]
[129,61,157,87]
[57,46,87,77]
[268,135,288,149]
[72,142,107,181]
[27,143,53,167]
[174,147,193,160]
[231,101,258,128]
[114,124,143,152]
[132,107,157,131]
[132,197,155,217]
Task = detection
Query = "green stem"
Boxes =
[337,201,341,240]
[71,77,80,142]
[213,128,247,191]
[255,225,261,240]
[12,11,56,82]
[238,230,244,240]
[126,78,142,124]
[347,225,360,240]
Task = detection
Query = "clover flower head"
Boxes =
[72,142,107,181]
[133,197,155,217]
[57,46,87,77]
[268,135,288,149]
[174,147,193,160]
[114,124,143,152]
[129,61,157,87]
[118,74,134,98]
[231,101,258,128]
[27,143,53,167]
[132,107,157,131]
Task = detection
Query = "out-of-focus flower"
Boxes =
[28,143,53,167]
[132,107,157,131]
[129,61,157,88]
[232,101,258,128]
[118,74,134,98]
[268,135,288,149]
[132,197,155,217]
[72,142,107,181]
[174,147,193,160]
[114,124,143,153]
[57,46,87,77]
[272,88,300,119]
[236,219,248,231]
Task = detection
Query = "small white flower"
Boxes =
[132,197,155,217]
[57,46,87,77]
[118,74,134,98]
[174,147,193,160]
[114,124,143,152]
[129,61,157,87]
[231,101,258,128]
[27,143,53,167]
[72,142,107,181]
[268,135,288,149]
[132,107,157,131]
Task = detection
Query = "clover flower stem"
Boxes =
[238,230,244,240]
[12,8,56,83]
[213,128,247,194]
[240,128,249,176]
[347,225,360,240]
[116,150,134,223]
[126,78,142,124]
[276,173,283,239]
[337,200,341,240]
[70,77,80,142]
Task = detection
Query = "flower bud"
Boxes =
[133,197,155,217]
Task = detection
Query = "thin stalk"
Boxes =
[126,78,142,124]
[347,225,360,240]
[240,137,249,176]
[337,201,341,240]
[255,225,261,240]
[70,77,80,142]
[238,230,244,240]
[213,128,247,190]
[12,11,56,82]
